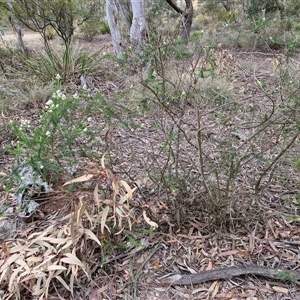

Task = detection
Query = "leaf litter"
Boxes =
[0,45,300,299]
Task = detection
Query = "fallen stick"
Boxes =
[159,265,300,285]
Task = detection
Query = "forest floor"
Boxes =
[1,29,300,300]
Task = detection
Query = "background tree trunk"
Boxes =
[106,0,124,58]
[181,0,193,40]
[115,0,132,33]
[217,0,231,12]
[165,0,194,40]
[129,0,145,55]
[6,0,26,54]
[106,0,145,58]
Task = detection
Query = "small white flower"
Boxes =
[40,165,44,169]
[21,119,28,125]
[55,104,59,108]
[83,127,87,132]
[56,74,61,80]
[19,119,30,129]
[103,51,106,56]
[73,92,79,99]
[83,85,87,90]
[53,90,65,99]
[45,131,51,136]
[45,99,53,107]
[87,117,92,122]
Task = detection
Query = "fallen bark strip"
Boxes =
[160,265,300,285]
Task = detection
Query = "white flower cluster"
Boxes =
[52,90,66,100]
[45,99,56,112]
[19,119,31,129]
[45,99,54,108]
[45,89,66,112]
[11,140,20,146]
[81,117,93,133]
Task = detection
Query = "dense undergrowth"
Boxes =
[0,2,300,299]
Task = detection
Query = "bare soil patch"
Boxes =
[1,29,112,53]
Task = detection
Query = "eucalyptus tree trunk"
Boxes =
[116,0,132,32]
[129,0,145,55]
[106,0,124,58]
[6,0,26,54]
[106,0,145,58]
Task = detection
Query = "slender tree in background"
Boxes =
[217,0,231,12]
[1,0,96,51]
[165,0,194,40]
[6,0,25,53]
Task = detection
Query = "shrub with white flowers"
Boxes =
[8,74,114,182]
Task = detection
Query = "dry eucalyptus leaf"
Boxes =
[101,153,106,169]
[142,210,158,228]
[81,228,102,246]
[101,206,110,233]
[60,253,85,268]
[47,265,68,271]
[63,174,94,186]
[272,286,289,294]
[119,180,133,199]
